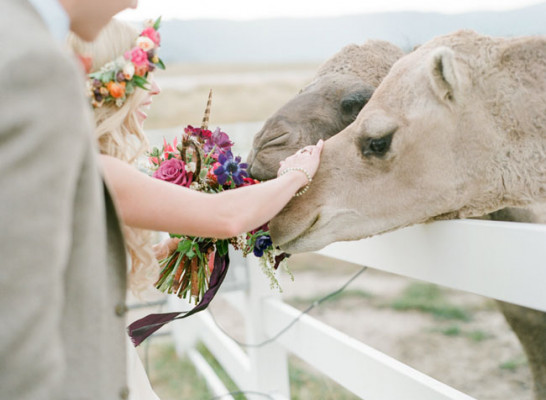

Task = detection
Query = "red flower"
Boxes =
[250,223,269,235]
[185,125,212,140]
[206,162,221,184]
[241,177,260,187]
[163,137,178,159]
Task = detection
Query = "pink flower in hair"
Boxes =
[141,27,161,46]
[125,47,148,67]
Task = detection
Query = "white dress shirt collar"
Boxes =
[27,0,70,42]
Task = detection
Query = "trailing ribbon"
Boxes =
[128,251,230,346]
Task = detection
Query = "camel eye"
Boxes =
[340,90,373,122]
[341,96,366,115]
[361,132,394,157]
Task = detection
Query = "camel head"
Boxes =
[247,41,404,180]
[270,30,546,253]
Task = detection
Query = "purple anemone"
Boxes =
[213,151,248,186]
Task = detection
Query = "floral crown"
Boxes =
[86,17,165,108]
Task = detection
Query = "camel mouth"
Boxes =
[272,208,360,254]
[270,211,320,251]
[248,160,275,181]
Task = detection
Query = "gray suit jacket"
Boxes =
[0,1,129,399]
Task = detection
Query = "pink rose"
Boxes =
[125,47,148,67]
[153,159,193,187]
[141,27,161,46]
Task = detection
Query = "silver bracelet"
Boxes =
[279,167,313,197]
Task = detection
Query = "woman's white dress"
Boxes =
[126,336,160,400]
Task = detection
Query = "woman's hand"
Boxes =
[152,236,181,260]
[277,139,324,187]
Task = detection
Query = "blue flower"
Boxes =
[253,235,273,257]
[213,151,248,186]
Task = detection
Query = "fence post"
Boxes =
[244,256,290,398]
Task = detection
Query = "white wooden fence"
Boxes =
[167,219,546,399]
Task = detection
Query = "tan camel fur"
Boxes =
[267,30,546,399]
[247,40,403,180]
[270,30,546,252]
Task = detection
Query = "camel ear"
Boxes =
[428,47,459,102]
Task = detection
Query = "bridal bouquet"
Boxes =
[128,92,288,345]
[148,125,287,301]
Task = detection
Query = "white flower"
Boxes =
[136,36,155,52]
[85,80,94,96]
[185,162,197,173]
[190,182,200,190]
[123,62,135,80]
[114,56,126,68]
[100,61,116,72]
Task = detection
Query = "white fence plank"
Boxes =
[244,256,291,398]
[169,218,545,399]
[318,219,546,312]
[262,298,475,400]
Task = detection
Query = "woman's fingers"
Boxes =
[277,139,325,178]
[152,237,181,260]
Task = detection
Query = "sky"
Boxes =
[118,0,544,21]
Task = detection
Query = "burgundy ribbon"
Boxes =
[128,252,230,346]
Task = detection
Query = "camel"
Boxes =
[265,30,546,399]
[247,39,404,180]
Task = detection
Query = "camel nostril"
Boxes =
[308,214,320,231]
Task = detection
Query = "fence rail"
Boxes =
[318,219,546,312]
[168,219,546,399]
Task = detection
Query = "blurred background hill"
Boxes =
[159,2,546,63]
[144,2,546,146]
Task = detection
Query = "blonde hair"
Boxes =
[68,19,159,296]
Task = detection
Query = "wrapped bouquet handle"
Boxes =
[128,252,229,346]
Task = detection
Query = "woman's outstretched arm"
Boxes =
[101,140,323,239]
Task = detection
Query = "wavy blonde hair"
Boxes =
[68,19,159,296]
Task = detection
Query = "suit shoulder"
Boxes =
[0,0,69,67]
